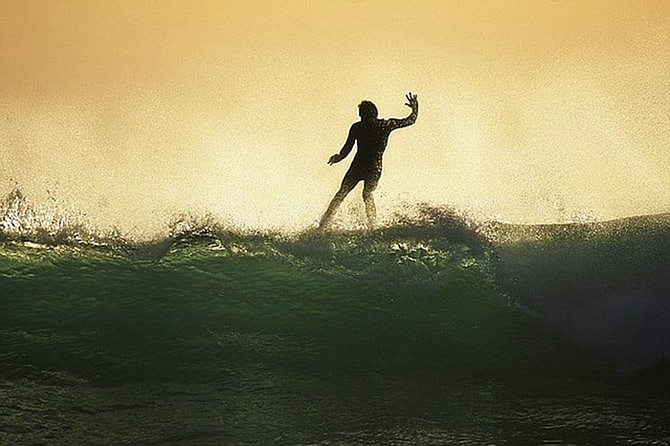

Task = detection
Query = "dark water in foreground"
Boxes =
[1,211,669,445]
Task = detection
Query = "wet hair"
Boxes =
[358,101,378,120]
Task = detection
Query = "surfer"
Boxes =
[319,92,419,229]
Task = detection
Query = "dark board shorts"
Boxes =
[342,164,382,191]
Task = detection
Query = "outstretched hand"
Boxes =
[328,154,340,165]
[405,92,418,109]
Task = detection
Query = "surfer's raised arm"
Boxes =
[387,92,419,131]
[327,124,357,165]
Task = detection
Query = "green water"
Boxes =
[1,217,669,445]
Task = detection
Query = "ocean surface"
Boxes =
[1,199,669,445]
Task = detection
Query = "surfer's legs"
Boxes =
[319,178,358,229]
[363,175,379,229]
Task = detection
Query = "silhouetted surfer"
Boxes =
[319,92,419,229]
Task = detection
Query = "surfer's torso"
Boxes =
[347,119,394,178]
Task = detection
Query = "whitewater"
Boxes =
[1,190,669,445]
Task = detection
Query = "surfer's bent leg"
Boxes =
[363,173,380,229]
[320,175,358,229]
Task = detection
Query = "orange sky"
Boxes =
[1,1,669,232]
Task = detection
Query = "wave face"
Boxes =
[1,204,669,445]
[493,213,670,368]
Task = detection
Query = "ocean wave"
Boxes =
[2,187,669,373]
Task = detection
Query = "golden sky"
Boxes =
[1,0,669,232]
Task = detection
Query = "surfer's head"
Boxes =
[358,100,378,121]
